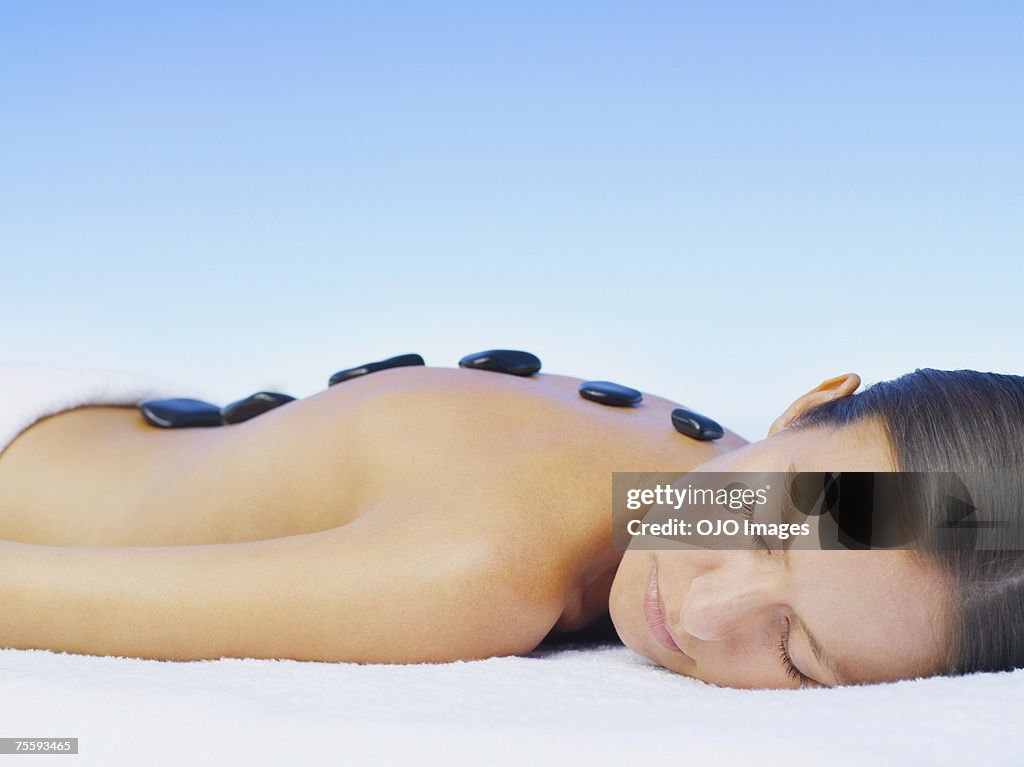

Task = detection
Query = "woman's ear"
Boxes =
[767,373,862,436]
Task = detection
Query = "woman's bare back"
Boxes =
[0,366,747,547]
[0,365,749,662]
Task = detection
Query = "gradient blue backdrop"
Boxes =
[2,1,1020,440]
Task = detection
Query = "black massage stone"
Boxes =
[328,353,425,386]
[671,407,724,441]
[578,380,643,406]
[140,398,224,428]
[458,349,541,376]
[221,391,296,424]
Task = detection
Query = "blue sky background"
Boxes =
[1,1,1020,440]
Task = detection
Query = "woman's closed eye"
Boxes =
[739,501,821,687]
[779,618,820,687]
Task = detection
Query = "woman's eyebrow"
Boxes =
[780,463,800,527]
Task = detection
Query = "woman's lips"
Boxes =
[643,563,693,660]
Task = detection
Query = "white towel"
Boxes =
[1,642,1022,767]
[0,363,220,457]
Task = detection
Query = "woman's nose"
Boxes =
[678,565,781,641]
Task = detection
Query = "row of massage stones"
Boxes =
[138,349,724,441]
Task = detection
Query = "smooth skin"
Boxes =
[0,367,951,688]
[609,394,954,689]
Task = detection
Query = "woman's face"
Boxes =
[609,413,953,689]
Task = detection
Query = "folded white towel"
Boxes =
[0,363,219,457]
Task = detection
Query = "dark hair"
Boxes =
[787,368,1024,678]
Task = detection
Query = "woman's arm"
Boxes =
[0,514,564,663]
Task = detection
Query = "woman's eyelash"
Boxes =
[779,620,813,686]
[740,502,814,686]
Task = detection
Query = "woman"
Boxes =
[0,358,1020,690]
